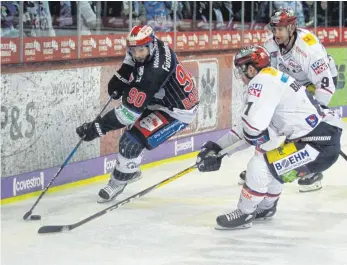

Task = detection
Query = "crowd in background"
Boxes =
[1,1,347,37]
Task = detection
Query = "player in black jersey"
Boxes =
[76,25,199,202]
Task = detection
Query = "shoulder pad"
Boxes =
[297,29,320,48]
[259,67,279,76]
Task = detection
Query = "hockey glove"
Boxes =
[108,75,124,100]
[196,141,224,172]
[76,116,106,141]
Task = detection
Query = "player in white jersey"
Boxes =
[239,8,338,192]
[196,46,342,230]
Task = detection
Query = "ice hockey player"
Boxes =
[196,45,342,230]
[238,8,338,192]
[76,25,199,203]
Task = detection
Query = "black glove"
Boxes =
[108,75,124,100]
[196,141,224,172]
[76,116,106,141]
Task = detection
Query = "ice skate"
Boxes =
[97,178,127,203]
[97,171,142,203]
[298,172,323,192]
[255,199,279,221]
[216,209,255,230]
[238,170,246,185]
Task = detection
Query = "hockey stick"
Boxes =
[38,165,197,233]
[340,150,347,161]
[23,97,113,221]
[37,141,246,234]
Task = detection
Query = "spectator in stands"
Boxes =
[143,1,173,32]
[254,1,269,23]
[196,1,209,26]
[1,1,19,37]
[318,1,339,26]
[49,1,73,28]
[196,2,228,30]
[79,1,101,35]
[273,1,305,26]
[212,2,226,29]
[22,1,55,37]
[220,1,233,27]
[302,1,314,27]
[173,1,192,20]
[122,1,146,25]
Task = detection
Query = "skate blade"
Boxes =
[97,197,118,204]
[298,181,322,193]
[215,223,252,230]
[127,174,143,184]
[97,191,123,204]
[254,216,274,221]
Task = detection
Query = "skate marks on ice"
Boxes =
[156,209,347,265]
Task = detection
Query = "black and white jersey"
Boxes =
[111,38,199,125]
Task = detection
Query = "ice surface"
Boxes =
[2,124,347,265]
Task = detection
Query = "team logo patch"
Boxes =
[305,114,319,128]
[302,33,317,46]
[280,73,289,83]
[310,58,328,75]
[248,83,263,97]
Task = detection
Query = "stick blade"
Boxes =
[38,225,71,234]
[23,211,32,220]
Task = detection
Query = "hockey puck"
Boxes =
[30,215,41,221]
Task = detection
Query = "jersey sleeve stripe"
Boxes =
[230,129,242,140]
[317,87,333,95]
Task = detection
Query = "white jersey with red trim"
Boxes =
[216,66,342,154]
[263,28,336,106]
[242,67,323,143]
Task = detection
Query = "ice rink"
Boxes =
[2,127,347,265]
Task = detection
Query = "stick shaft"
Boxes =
[24,97,113,219]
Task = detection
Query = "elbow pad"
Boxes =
[101,109,126,132]
[243,128,270,146]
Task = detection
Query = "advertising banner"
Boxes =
[23,36,78,62]
[80,34,127,59]
[0,38,20,64]
[1,129,229,200]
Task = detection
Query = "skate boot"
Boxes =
[298,172,323,192]
[238,170,246,185]
[98,179,127,203]
[97,171,142,203]
[255,199,279,221]
[216,209,255,230]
